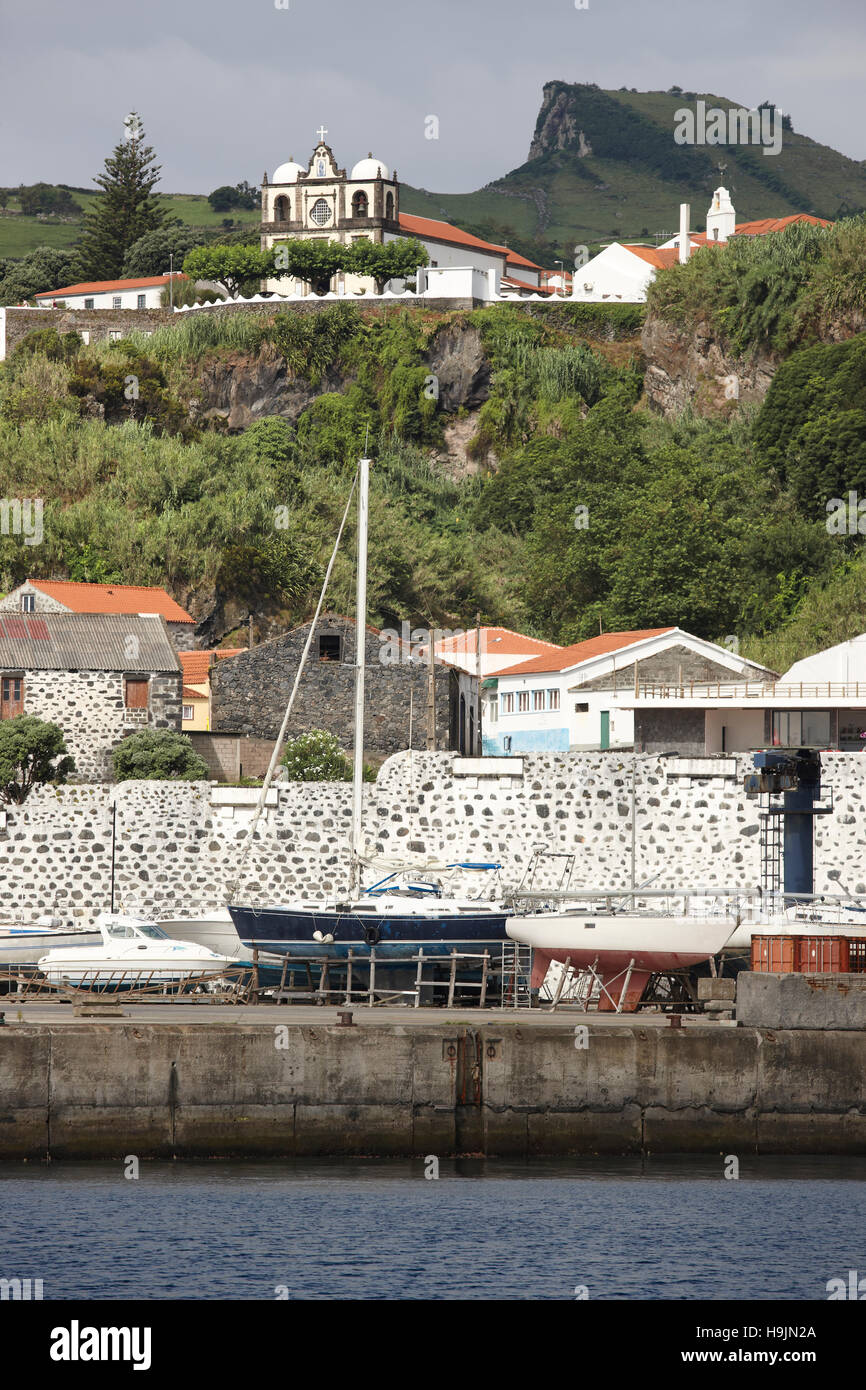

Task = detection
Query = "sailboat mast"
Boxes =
[350,455,371,895]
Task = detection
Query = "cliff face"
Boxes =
[527,82,592,161]
[641,317,779,417]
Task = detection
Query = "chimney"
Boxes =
[679,203,691,265]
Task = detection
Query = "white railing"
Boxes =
[636,681,866,702]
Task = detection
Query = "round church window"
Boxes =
[310,198,332,226]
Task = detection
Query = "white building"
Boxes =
[435,626,564,679]
[261,132,554,298]
[571,187,833,304]
[485,628,776,755]
[32,274,184,310]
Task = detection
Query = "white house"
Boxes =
[485,628,776,755]
[435,626,564,679]
[571,187,833,304]
[32,274,184,310]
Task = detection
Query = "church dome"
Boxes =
[272,159,304,184]
[351,153,389,180]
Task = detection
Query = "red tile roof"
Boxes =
[398,213,551,275]
[437,627,563,660]
[501,276,555,294]
[688,214,832,249]
[623,245,681,269]
[33,274,186,299]
[182,685,206,702]
[30,579,194,623]
[179,648,244,684]
[498,628,677,676]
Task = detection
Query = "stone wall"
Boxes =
[1,749,865,925]
[187,733,278,782]
[1,306,172,358]
[633,709,709,756]
[210,616,465,755]
[2,1019,864,1158]
[12,669,182,781]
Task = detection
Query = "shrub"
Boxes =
[112,729,208,781]
[280,730,374,782]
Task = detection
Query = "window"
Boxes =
[319,634,341,662]
[501,693,514,715]
[182,705,194,722]
[1,676,23,718]
[486,696,498,724]
[274,195,290,221]
[503,735,512,753]
[533,690,546,711]
[548,689,560,711]
[574,702,589,713]
[84,298,94,309]
[137,294,146,309]
[124,678,149,709]
[109,330,122,342]
[310,198,332,226]
[518,692,529,713]
[20,594,35,613]
[352,190,368,218]
[773,710,831,747]
[385,191,395,220]
[113,296,122,309]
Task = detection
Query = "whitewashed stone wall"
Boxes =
[1,751,864,924]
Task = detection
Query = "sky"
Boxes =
[1,0,865,195]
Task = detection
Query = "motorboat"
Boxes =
[0,918,102,969]
[37,913,235,988]
[507,908,736,1010]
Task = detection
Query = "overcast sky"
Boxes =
[1,0,864,194]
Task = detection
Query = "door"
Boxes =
[600,710,610,751]
[1,675,23,718]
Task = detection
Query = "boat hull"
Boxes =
[508,912,735,1009]
[228,904,511,964]
[0,928,102,968]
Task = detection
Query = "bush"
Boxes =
[280,730,374,782]
[0,716,75,803]
[112,729,208,781]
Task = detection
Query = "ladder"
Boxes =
[759,793,784,894]
[499,941,533,1008]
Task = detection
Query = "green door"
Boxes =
[600,710,610,750]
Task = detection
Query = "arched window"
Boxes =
[274,195,289,222]
[352,190,368,218]
[385,191,395,221]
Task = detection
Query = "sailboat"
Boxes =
[226,454,513,967]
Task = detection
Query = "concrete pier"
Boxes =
[1,1008,864,1158]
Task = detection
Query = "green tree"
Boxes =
[208,185,238,213]
[182,242,272,298]
[73,114,167,281]
[280,729,374,781]
[122,225,205,278]
[112,729,208,781]
[0,246,76,305]
[0,716,75,803]
[272,238,347,294]
[346,236,429,293]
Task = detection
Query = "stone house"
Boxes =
[210,614,479,759]
[0,579,196,652]
[0,612,182,780]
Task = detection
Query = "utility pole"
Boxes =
[170,252,174,310]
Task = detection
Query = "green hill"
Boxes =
[400,81,866,262]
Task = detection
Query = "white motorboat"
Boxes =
[37,913,235,988]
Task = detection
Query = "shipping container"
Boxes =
[751,936,796,972]
[796,936,849,973]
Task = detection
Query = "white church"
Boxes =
[260,130,552,298]
[570,186,831,304]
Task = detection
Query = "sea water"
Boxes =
[1,1156,863,1300]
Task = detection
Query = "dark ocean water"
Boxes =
[1,1156,864,1300]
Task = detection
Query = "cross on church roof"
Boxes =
[317,125,328,143]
